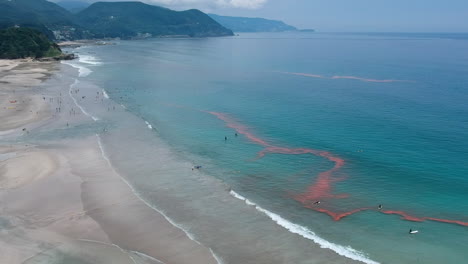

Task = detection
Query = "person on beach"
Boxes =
[314,201,320,205]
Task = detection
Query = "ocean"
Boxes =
[64,32,468,264]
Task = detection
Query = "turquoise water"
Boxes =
[72,32,468,263]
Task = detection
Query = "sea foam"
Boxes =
[102,89,110,99]
[229,190,380,264]
[78,54,103,65]
[69,79,99,121]
[145,121,153,130]
[62,60,92,77]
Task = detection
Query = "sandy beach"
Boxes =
[0,59,218,264]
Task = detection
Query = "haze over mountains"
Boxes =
[56,0,89,13]
[209,14,297,32]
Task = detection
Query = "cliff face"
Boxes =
[75,2,234,39]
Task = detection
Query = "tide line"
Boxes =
[96,135,223,264]
[69,79,99,121]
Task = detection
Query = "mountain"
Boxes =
[209,14,297,32]
[75,2,234,39]
[56,1,90,13]
[0,0,233,41]
[0,27,62,59]
[0,0,86,40]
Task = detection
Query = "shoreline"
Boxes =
[13,34,465,264]
[1,50,370,264]
[0,59,219,263]
[62,50,367,263]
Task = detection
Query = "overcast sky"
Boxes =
[54,0,468,32]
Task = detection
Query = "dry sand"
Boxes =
[0,60,218,264]
[0,60,54,133]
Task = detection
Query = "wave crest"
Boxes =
[229,190,379,264]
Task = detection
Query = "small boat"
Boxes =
[409,229,419,234]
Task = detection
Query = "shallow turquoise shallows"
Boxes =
[70,32,468,264]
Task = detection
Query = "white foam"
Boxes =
[78,54,102,65]
[145,121,153,130]
[77,239,137,264]
[62,61,92,77]
[209,248,225,264]
[131,251,166,264]
[69,79,99,121]
[102,89,110,99]
[96,135,223,264]
[229,190,380,264]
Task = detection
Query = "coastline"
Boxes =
[0,59,219,263]
[7,34,463,264]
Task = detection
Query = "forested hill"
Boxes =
[0,27,62,59]
[0,0,233,40]
[0,0,85,40]
[76,2,233,38]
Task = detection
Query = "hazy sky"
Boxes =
[55,0,468,32]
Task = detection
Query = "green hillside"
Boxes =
[0,0,85,40]
[0,27,62,59]
[0,0,233,41]
[76,2,233,38]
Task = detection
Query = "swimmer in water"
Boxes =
[378,204,382,210]
[225,136,228,141]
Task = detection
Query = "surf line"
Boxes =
[205,111,468,227]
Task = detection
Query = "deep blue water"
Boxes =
[74,32,468,263]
